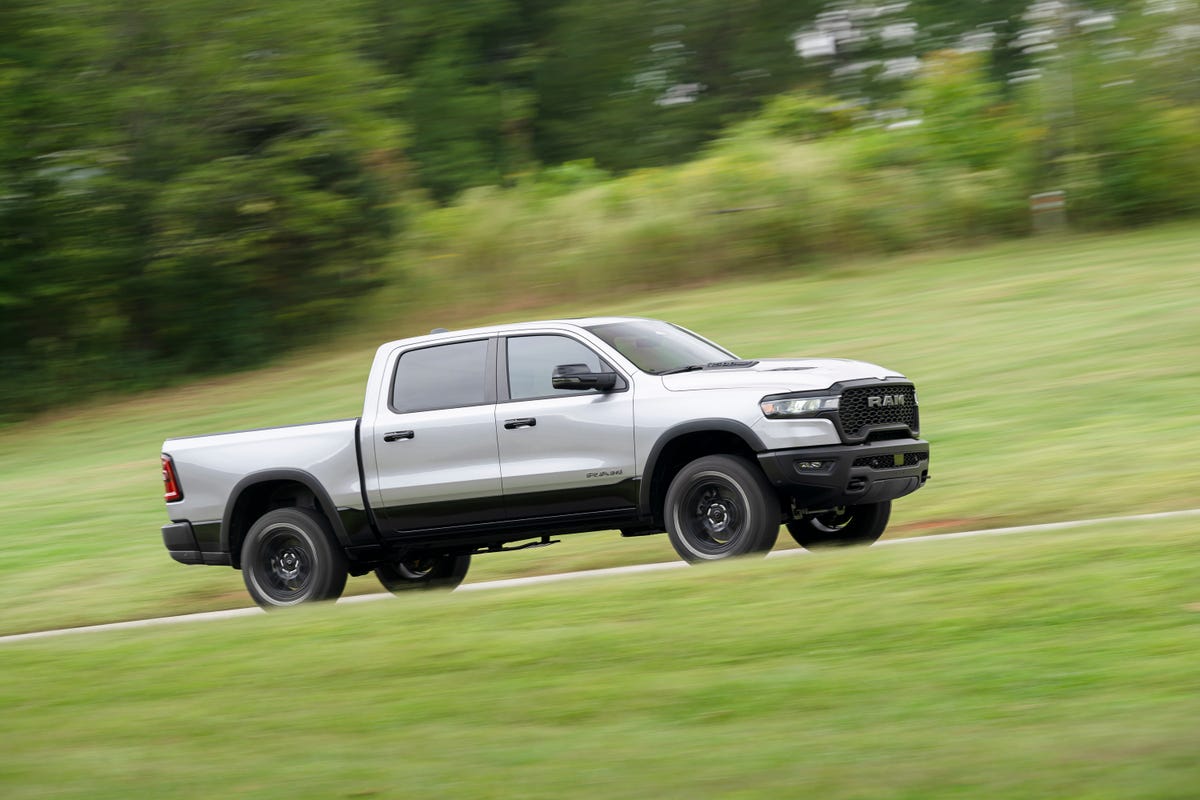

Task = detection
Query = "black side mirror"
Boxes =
[552,363,618,392]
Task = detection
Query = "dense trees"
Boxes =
[1,0,1196,417]
[1,0,403,412]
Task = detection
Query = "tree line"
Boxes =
[1,0,1196,418]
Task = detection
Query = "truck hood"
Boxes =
[660,358,904,393]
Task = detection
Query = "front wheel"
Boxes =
[786,501,891,549]
[241,507,348,609]
[665,455,780,563]
[375,554,471,593]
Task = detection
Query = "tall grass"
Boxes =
[399,135,1031,315]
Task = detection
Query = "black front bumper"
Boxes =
[757,438,930,510]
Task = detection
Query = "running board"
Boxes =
[477,536,561,554]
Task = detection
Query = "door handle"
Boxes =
[383,430,415,442]
[503,418,537,430]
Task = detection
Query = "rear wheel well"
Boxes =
[648,431,774,527]
[228,480,331,569]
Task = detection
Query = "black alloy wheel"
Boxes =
[241,507,348,608]
[786,501,891,549]
[375,553,472,593]
[665,455,779,562]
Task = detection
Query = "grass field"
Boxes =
[0,223,1197,636]
[3,517,1199,798]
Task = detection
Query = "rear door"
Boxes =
[364,337,504,532]
[496,333,637,518]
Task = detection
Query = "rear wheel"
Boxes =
[375,554,471,593]
[786,501,891,549]
[665,455,780,562]
[241,507,348,609]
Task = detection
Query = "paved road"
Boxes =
[3,508,1197,645]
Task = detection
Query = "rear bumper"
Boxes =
[162,521,231,566]
[757,438,930,510]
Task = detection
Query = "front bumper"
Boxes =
[757,438,930,510]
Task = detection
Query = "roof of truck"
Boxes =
[380,316,656,349]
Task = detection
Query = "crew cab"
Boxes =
[160,317,930,608]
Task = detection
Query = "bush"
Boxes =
[401,128,1035,315]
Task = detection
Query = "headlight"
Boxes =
[760,395,839,418]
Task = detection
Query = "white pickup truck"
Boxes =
[161,317,929,608]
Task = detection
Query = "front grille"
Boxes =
[852,452,928,470]
[837,384,919,442]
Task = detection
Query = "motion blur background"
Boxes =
[2,0,1196,419]
[4,4,1200,797]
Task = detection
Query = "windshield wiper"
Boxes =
[657,360,758,375]
[656,364,706,375]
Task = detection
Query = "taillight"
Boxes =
[162,454,183,502]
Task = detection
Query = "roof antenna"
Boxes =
[430,327,449,334]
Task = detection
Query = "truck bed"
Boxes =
[162,418,365,561]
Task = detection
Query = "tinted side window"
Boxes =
[392,339,489,412]
[507,335,607,400]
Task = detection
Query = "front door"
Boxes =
[497,333,637,518]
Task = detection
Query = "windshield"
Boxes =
[585,320,736,374]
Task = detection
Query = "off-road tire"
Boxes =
[665,455,780,563]
[241,507,348,609]
[375,554,471,593]
[786,501,891,549]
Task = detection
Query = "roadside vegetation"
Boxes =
[4,517,1199,797]
[400,46,1198,311]
[0,224,1196,636]
[3,0,1197,417]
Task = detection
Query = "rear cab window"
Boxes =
[391,339,491,413]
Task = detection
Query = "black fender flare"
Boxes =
[639,419,767,515]
[221,469,352,559]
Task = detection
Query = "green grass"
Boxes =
[3,517,1199,798]
[0,223,1198,635]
